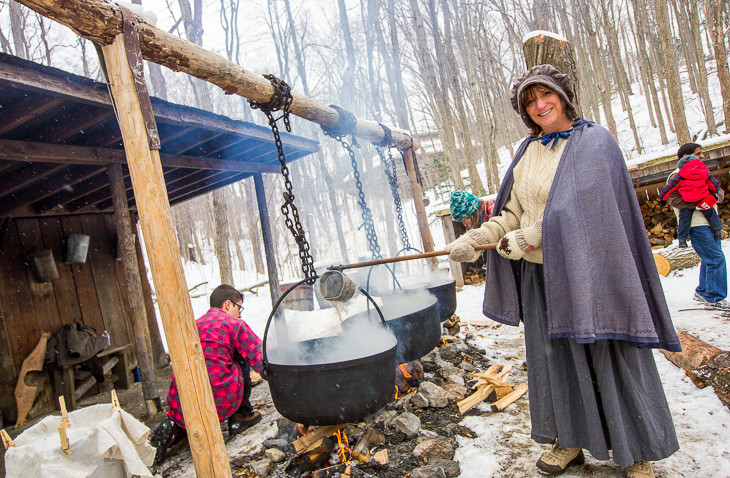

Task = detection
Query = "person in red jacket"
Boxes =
[660,153,723,247]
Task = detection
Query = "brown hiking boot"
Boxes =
[625,461,655,478]
[536,444,585,475]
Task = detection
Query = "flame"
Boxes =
[297,424,311,436]
[334,428,351,464]
[394,384,401,400]
[440,337,449,346]
[398,363,412,379]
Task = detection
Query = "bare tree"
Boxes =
[704,0,730,133]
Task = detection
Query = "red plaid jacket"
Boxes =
[166,307,263,428]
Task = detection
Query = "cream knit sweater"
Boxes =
[481,137,568,263]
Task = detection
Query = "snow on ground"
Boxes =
[165,241,730,477]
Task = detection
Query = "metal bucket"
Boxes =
[318,270,357,302]
[66,234,90,265]
[29,249,59,283]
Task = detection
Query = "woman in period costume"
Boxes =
[446,64,680,478]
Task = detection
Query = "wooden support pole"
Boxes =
[402,146,436,262]
[13,0,416,150]
[101,35,230,477]
[253,173,287,343]
[107,162,160,414]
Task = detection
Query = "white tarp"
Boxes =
[5,403,155,478]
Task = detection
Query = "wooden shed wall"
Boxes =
[0,214,135,422]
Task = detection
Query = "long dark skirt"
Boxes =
[521,261,679,467]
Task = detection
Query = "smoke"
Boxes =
[267,315,396,365]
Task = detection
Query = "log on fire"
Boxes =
[351,427,385,463]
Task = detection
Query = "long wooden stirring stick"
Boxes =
[329,243,497,271]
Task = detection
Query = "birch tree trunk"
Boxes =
[704,0,730,133]
[10,0,28,59]
[655,0,691,144]
[688,0,717,136]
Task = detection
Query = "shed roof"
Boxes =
[0,53,318,218]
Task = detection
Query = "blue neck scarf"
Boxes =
[540,129,571,149]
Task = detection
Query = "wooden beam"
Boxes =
[0,139,280,173]
[167,172,248,205]
[107,162,160,414]
[101,34,230,477]
[402,147,436,261]
[39,107,114,143]
[10,0,415,150]
[0,162,68,198]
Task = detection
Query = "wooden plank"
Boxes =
[80,214,131,346]
[101,34,229,477]
[59,216,105,335]
[0,139,281,173]
[0,221,41,379]
[38,217,82,324]
[0,292,19,423]
[14,219,62,334]
[73,356,119,400]
[0,162,68,198]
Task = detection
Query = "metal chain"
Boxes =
[249,75,316,284]
[373,124,410,250]
[322,107,381,260]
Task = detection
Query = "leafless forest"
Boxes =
[2,0,730,284]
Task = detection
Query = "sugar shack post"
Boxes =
[101,34,230,477]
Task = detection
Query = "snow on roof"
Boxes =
[522,30,568,44]
[626,133,730,169]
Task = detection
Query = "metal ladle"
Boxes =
[319,270,357,302]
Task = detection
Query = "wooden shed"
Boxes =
[0,53,318,425]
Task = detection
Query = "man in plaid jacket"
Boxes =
[152,284,263,466]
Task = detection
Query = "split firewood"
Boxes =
[458,384,496,414]
[491,383,528,412]
[293,425,344,456]
[351,427,386,462]
[372,449,389,465]
[1,429,15,449]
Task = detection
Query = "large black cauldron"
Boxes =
[410,279,457,323]
[262,279,397,425]
[346,293,440,363]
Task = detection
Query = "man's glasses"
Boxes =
[232,301,243,311]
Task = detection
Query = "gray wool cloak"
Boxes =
[482,119,681,352]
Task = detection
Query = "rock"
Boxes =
[412,436,457,463]
[431,459,461,478]
[275,418,300,441]
[392,411,421,438]
[264,448,286,463]
[411,392,430,409]
[422,361,439,373]
[419,381,449,408]
[446,374,465,387]
[437,366,462,380]
[396,393,412,410]
[439,343,459,361]
[421,350,438,364]
[459,361,477,372]
[262,438,290,451]
[410,465,447,478]
[444,383,468,401]
[419,429,439,438]
[249,458,273,477]
[455,343,469,353]
[374,410,399,430]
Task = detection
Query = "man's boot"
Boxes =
[625,461,655,478]
[536,443,584,475]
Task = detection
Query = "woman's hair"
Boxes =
[520,84,578,136]
[209,284,243,308]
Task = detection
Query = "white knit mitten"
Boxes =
[496,221,542,260]
[446,225,501,262]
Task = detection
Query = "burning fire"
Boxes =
[334,428,351,465]
[398,363,412,379]
[394,384,401,400]
[298,424,312,435]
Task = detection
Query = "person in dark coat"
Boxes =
[660,153,723,247]
[445,64,679,478]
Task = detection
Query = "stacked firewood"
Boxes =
[640,195,730,247]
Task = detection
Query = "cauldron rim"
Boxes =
[266,333,397,370]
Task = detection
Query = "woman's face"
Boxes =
[524,85,572,134]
